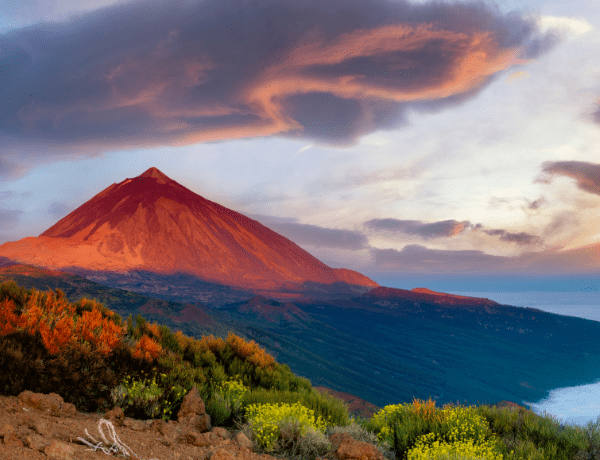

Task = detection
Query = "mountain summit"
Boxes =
[0,167,377,291]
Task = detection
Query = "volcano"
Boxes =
[0,167,377,292]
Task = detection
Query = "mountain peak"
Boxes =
[138,167,171,184]
[0,168,378,292]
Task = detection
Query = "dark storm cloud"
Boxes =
[535,161,600,196]
[1,0,558,160]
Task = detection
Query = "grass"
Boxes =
[1,280,600,460]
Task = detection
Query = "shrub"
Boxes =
[110,370,165,420]
[243,387,350,428]
[366,398,505,460]
[244,402,328,452]
[206,379,249,427]
[0,329,48,395]
[407,432,503,460]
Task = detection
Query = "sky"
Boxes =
[1,0,600,292]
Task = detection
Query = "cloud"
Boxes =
[506,70,529,84]
[0,191,25,230]
[479,229,543,246]
[535,161,600,196]
[272,223,369,250]
[0,209,24,230]
[1,0,559,163]
[541,211,581,238]
[527,197,546,210]
[365,218,543,246]
[365,218,471,239]
[536,16,593,36]
[250,214,368,250]
[46,201,71,220]
[370,241,595,275]
[371,245,510,273]
[593,102,600,125]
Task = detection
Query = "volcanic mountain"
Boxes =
[0,167,378,292]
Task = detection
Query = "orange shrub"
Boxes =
[0,290,80,355]
[76,308,104,343]
[95,320,126,355]
[199,334,226,354]
[226,332,276,368]
[227,332,259,359]
[0,287,128,356]
[0,298,19,336]
[132,335,163,362]
[17,303,45,335]
[37,315,76,355]
[174,330,191,351]
[408,397,447,424]
[248,349,275,369]
[146,322,162,340]
[74,308,126,357]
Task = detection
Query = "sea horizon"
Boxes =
[448,290,600,430]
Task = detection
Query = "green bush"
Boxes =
[110,370,167,420]
[206,379,248,427]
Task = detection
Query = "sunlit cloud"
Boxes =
[0,0,560,175]
[536,16,594,36]
[506,70,530,83]
[535,161,600,196]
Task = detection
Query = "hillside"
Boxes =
[3,262,600,416]
[3,278,600,460]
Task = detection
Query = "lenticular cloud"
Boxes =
[0,0,559,156]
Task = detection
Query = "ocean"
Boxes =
[450,290,600,429]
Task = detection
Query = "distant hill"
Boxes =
[314,386,381,419]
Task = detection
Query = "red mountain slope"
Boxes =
[0,167,378,291]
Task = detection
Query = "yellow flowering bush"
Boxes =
[369,403,411,444]
[366,399,505,460]
[215,379,248,411]
[245,402,328,451]
[110,370,187,421]
[111,371,164,419]
[406,406,504,460]
[408,432,503,460]
[208,379,249,426]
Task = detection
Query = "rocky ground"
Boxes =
[0,389,386,460]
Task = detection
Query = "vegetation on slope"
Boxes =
[1,279,600,460]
